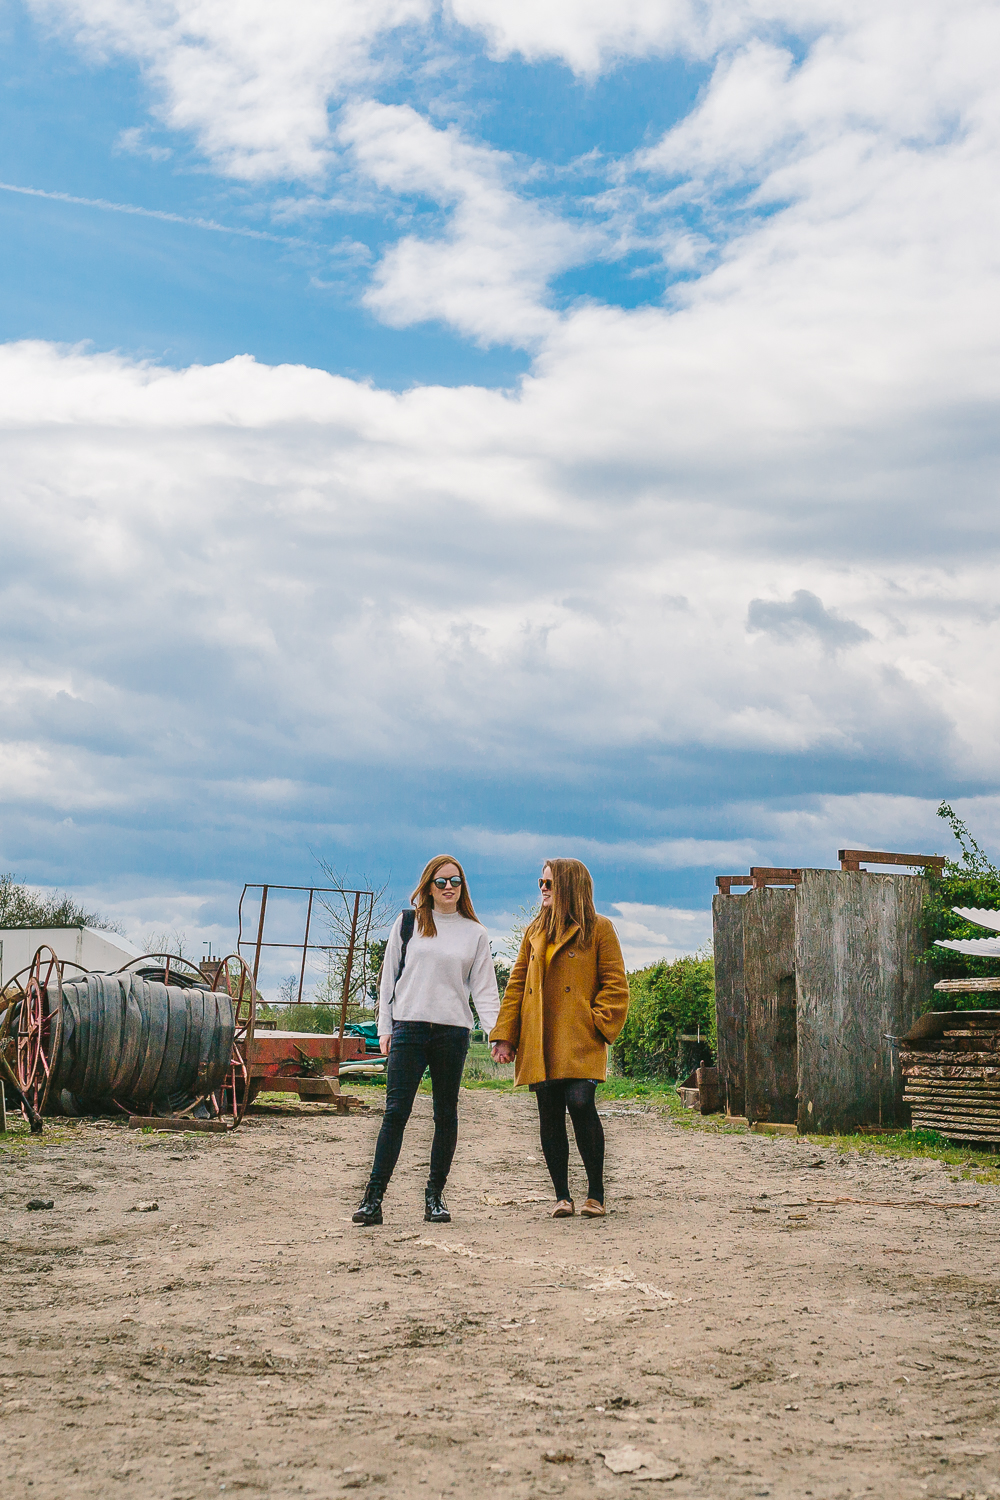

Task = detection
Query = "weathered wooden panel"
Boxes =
[742,887,797,1125]
[712,894,746,1117]
[795,870,932,1135]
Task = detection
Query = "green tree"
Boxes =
[0,874,118,931]
[615,953,715,1078]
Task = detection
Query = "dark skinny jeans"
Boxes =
[368,1021,470,1195]
[534,1079,605,1204]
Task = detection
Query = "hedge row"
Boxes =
[615,954,715,1078]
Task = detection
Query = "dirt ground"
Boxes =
[2,1088,1000,1500]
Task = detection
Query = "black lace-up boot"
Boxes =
[352,1184,384,1226]
[424,1186,451,1223]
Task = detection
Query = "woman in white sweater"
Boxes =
[353,854,500,1227]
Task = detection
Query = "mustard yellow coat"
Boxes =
[490,915,630,1087]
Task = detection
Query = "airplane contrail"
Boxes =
[0,179,313,248]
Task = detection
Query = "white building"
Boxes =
[0,927,142,987]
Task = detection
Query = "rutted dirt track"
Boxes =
[3,1090,1000,1500]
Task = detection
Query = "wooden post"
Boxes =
[712,893,746,1118]
[0,1078,6,1133]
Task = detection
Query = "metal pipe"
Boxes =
[252,885,269,982]
[338,891,362,1051]
[297,888,314,1006]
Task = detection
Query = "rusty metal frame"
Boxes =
[237,883,375,1036]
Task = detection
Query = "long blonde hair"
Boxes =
[411,854,480,937]
[532,857,597,947]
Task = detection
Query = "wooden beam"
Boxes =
[749,867,801,889]
[934,977,1000,992]
[838,849,945,872]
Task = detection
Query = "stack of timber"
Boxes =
[900,986,1000,1144]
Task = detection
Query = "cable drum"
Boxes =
[54,972,235,1112]
[4,946,256,1127]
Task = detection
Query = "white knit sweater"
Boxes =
[377,911,500,1037]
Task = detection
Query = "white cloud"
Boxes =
[341,102,599,345]
[447,0,737,74]
[1,325,999,831]
[609,902,713,969]
[30,0,431,179]
[8,2,1000,904]
[113,125,172,161]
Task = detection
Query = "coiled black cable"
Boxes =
[54,973,234,1112]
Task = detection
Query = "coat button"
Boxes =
[565,986,570,992]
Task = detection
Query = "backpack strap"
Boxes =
[394,908,416,990]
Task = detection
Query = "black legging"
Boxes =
[534,1079,605,1204]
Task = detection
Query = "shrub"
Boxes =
[615,954,715,1078]
[919,802,1000,1010]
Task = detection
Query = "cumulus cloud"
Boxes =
[7,0,1000,918]
[609,902,713,968]
[342,103,597,346]
[29,0,432,179]
[746,591,871,649]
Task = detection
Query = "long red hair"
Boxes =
[531,858,597,947]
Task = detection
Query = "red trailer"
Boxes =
[247,1028,368,1112]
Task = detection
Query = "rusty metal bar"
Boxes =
[252,885,269,982]
[296,887,314,1006]
[337,891,362,1052]
[716,876,753,894]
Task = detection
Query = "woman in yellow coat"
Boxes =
[490,858,629,1218]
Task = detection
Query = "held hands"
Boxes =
[491,1041,516,1065]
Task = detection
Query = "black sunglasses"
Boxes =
[538,878,553,890]
[433,876,463,889]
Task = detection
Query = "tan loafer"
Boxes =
[580,1198,606,1217]
[551,1199,575,1218]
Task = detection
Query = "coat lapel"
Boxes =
[531,920,580,979]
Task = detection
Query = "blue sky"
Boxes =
[2,0,1000,982]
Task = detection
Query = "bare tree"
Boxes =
[311,857,397,1016]
[140,928,189,957]
[500,902,540,966]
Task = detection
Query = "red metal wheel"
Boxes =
[14,947,63,1115]
[210,955,257,1127]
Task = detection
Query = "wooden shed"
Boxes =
[713,851,940,1135]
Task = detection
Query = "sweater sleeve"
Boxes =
[590,918,630,1046]
[469,930,501,1034]
[490,931,529,1046]
[377,914,404,1037]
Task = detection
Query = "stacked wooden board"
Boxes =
[900,1008,1000,1143]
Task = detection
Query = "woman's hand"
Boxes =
[491,1041,515,1064]
[380,1035,391,1056]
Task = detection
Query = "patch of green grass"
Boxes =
[659,1094,1000,1173]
